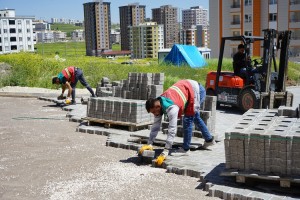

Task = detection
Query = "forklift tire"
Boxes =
[238,88,258,112]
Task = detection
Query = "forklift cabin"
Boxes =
[205,29,293,112]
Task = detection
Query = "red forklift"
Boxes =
[205,29,293,112]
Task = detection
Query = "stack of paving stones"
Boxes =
[87,97,154,124]
[95,73,164,99]
[224,106,300,176]
[159,95,218,141]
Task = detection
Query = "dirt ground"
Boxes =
[0,97,218,200]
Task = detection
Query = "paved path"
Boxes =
[1,86,300,199]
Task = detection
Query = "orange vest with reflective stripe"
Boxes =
[62,66,75,83]
[161,80,195,117]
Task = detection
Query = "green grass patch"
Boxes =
[0,42,299,90]
[51,23,83,37]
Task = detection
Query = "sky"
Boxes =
[0,0,209,23]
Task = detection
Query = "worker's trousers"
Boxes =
[182,84,213,150]
[71,68,95,102]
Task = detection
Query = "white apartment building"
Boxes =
[182,6,209,30]
[71,30,85,41]
[0,9,35,54]
[210,0,300,60]
[129,22,164,59]
[111,29,120,44]
[36,31,54,43]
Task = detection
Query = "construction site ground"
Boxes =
[0,86,300,200]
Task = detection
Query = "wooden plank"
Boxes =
[83,117,152,131]
[220,169,300,188]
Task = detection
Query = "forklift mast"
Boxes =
[260,29,277,93]
[277,30,292,92]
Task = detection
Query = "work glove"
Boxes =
[138,144,153,155]
[155,150,168,167]
[65,97,72,104]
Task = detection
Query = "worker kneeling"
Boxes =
[140,80,215,167]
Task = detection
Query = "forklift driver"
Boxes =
[233,44,252,84]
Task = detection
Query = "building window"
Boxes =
[27,28,30,33]
[19,37,22,42]
[3,29,7,33]
[26,20,30,25]
[232,31,240,36]
[10,37,17,42]
[245,0,252,6]
[269,0,277,4]
[0,46,2,51]
[18,29,22,33]
[11,45,17,50]
[18,20,22,25]
[232,15,240,25]
[27,37,31,41]
[5,46,9,51]
[245,31,252,36]
[10,28,16,33]
[269,13,277,22]
[245,14,252,23]
[9,20,15,25]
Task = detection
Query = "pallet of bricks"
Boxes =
[223,105,300,188]
[85,73,164,131]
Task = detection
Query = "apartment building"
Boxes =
[182,6,209,30]
[0,9,35,54]
[83,0,111,56]
[210,0,300,60]
[71,30,85,41]
[51,18,83,25]
[119,3,145,51]
[129,22,164,59]
[152,5,179,48]
[180,25,210,48]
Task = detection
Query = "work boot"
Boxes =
[202,138,216,149]
[171,147,190,156]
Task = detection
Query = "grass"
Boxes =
[51,23,83,37]
[0,41,299,90]
[35,42,121,56]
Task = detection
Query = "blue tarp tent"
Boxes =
[163,44,207,68]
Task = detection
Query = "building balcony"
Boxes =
[290,0,300,5]
[230,22,241,29]
[289,20,300,29]
[290,3,300,10]
[231,4,240,8]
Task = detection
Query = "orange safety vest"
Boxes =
[161,80,195,117]
[62,66,76,83]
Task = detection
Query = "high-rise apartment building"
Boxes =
[180,25,210,48]
[210,0,300,60]
[152,5,179,48]
[0,9,35,54]
[129,22,164,59]
[83,0,111,56]
[119,3,145,51]
[182,6,209,30]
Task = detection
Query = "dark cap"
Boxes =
[238,44,245,49]
[52,77,58,84]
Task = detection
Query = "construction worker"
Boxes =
[140,79,215,166]
[233,44,259,85]
[52,66,96,104]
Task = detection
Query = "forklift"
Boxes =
[205,29,293,112]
